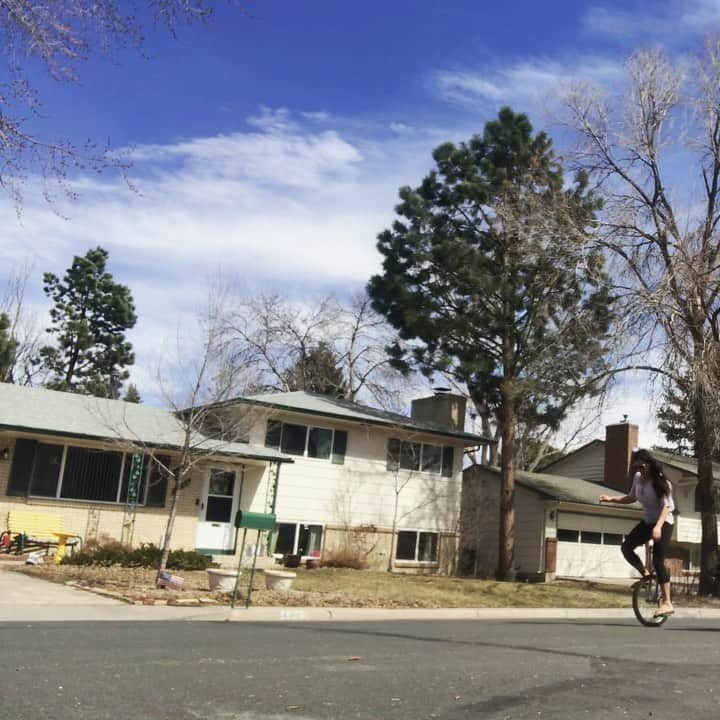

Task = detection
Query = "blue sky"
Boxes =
[3,0,720,446]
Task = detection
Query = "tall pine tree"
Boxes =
[368,108,614,579]
[39,246,137,398]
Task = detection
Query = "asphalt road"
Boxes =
[1,617,719,720]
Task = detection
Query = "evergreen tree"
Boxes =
[657,380,694,455]
[0,312,17,382]
[284,341,347,397]
[124,383,142,403]
[368,108,614,579]
[39,246,137,398]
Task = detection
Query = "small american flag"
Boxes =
[157,571,184,590]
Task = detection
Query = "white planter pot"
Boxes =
[264,569,296,591]
[207,568,240,593]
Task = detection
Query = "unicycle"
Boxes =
[632,574,668,627]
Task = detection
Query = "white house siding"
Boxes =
[544,442,605,484]
[246,411,465,572]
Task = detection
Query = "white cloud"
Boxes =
[583,0,720,41]
[432,56,624,111]
[0,107,452,403]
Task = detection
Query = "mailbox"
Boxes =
[234,510,276,531]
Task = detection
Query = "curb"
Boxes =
[221,606,720,623]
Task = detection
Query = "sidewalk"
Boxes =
[2,565,720,623]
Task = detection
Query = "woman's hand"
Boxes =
[599,495,613,503]
[652,525,662,541]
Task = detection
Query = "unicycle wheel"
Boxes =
[632,577,668,627]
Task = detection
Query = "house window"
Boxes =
[395,530,439,563]
[308,427,332,459]
[7,439,169,507]
[264,421,347,464]
[61,447,123,502]
[580,531,602,545]
[387,439,455,477]
[273,522,323,556]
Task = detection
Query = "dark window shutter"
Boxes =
[265,421,282,449]
[7,439,36,496]
[441,446,455,478]
[331,430,348,465]
[146,455,170,507]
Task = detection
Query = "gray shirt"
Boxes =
[630,472,675,525]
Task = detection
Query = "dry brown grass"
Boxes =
[2,561,646,609]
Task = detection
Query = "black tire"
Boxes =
[632,577,668,627]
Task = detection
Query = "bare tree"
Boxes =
[564,41,720,593]
[225,290,416,410]
[0,0,226,206]
[0,259,42,384]
[102,283,266,579]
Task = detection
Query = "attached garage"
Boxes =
[461,465,642,581]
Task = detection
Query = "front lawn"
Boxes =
[6,562,635,608]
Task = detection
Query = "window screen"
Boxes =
[60,447,122,502]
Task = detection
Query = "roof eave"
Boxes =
[214,397,493,446]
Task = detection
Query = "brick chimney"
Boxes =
[411,390,467,432]
[603,422,639,492]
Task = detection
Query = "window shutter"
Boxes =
[265,421,282,449]
[7,439,37,496]
[331,430,348,465]
[146,455,170,507]
[441,446,455,478]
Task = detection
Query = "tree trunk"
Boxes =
[497,398,516,580]
[157,473,182,581]
[693,385,719,595]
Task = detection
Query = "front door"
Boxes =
[195,467,243,554]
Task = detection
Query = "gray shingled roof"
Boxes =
[651,448,720,481]
[470,465,642,509]
[0,383,292,463]
[240,391,490,444]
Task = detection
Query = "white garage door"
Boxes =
[556,513,637,579]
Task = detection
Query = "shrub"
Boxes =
[63,541,215,570]
[320,549,369,570]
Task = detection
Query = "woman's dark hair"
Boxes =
[631,448,670,500]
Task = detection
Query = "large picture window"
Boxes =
[387,439,455,477]
[265,421,347,464]
[395,530,439,563]
[7,439,169,506]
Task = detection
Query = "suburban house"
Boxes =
[0,382,292,558]
[210,389,490,573]
[0,383,489,573]
[461,464,642,581]
[542,421,720,574]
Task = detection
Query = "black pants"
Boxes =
[621,521,673,584]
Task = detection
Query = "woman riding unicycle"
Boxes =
[599,448,675,621]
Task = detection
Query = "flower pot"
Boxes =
[264,569,296,591]
[207,568,240,593]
